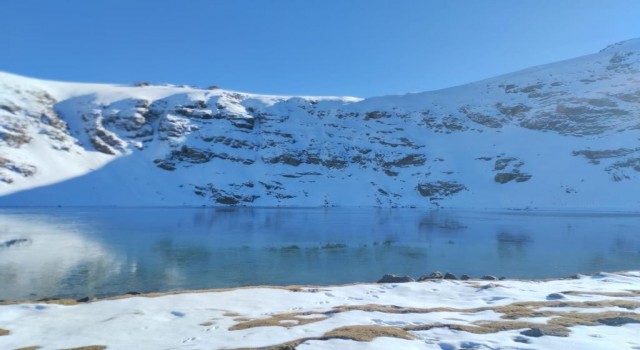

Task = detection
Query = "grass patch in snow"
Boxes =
[321,325,415,341]
[231,325,414,350]
[560,290,640,297]
[227,298,640,347]
[229,312,327,331]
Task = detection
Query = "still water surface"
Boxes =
[1,207,639,300]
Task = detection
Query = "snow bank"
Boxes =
[1,272,639,349]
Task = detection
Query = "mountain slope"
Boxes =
[1,39,639,209]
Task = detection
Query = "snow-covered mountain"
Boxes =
[1,39,639,209]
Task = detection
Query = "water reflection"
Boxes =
[1,208,640,301]
[0,214,119,300]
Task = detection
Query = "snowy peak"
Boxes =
[600,38,640,53]
[1,39,640,209]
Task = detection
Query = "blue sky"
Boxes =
[1,0,639,97]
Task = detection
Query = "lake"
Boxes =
[1,207,639,301]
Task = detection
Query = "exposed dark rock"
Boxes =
[460,106,505,128]
[495,102,532,117]
[513,336,532,344]
[0,238,32,248]
[90,135,116,155]
[607,51,638,73]
[597,317,640,326]
[520,327,568,337]
[264,151,346,169]
[573,148,639,164]
[546,293,565,300]
[0,102,21,113]
[377,274,415,283]
[153,159,176,171]
[0,128,33,147]
[0,158,37,178]
[480,275,498,281]
[231,117,255,130]
[384,169,399,177]
[157,115,199,139]
[94,127,125,152]
[607,158,640,181]
[201,136,256,149]
[364,111,391,120]
[383,154,426,168]
[194,183,260,205]
[322,157,348,169]
[479,283,498,290]
[494,172,532,184]
[460,274,471,280]
[216,196,240,205]
[321,243,347,250]
[494,157,520,171]
[443,272,458,280]
[521,103,632,136]
[169,146,214,164]
[418,271,443,281]
[420,115,469,132]
[417,181,467,197]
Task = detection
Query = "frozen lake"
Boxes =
[1,207,639,301]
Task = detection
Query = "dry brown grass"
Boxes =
[229,312,327,331]
[229,325,414,350]
[15,347,42,350]
[59,346,107,350]
[0,328,9,336]
[321,325,414,341]
[561,290,640,297]
[227,299,640,334]
[199,321,214,327]
[225,297,640,350]
[0,299,78,306]
[405,320,569,336]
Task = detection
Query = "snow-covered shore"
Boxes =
[1,272,639,349]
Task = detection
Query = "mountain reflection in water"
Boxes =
[1,207,639,301]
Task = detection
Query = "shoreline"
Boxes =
[1,271,639,349]
[2,270,637,305]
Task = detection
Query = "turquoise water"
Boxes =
[1,207,639,300]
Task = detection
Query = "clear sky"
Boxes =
[1,0,639,97]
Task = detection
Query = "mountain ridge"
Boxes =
[1,39,639,209]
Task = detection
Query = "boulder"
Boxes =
[597,317,640,326]
[443,272,458,280]
[546,293,565,300]
[520,327,568,337]
[377,274,415,283]
[418,271,443,281]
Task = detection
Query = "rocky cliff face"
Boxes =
[1,39,639,209]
